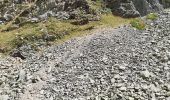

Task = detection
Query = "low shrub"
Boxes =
[130,19,146,30]
[146,13,158,20]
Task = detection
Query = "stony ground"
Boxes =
[0,10,170,100]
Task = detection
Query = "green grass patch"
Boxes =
[0,14,131,53]
[165,0,170,3]
[146,13,158,20]
[130,18,146,30]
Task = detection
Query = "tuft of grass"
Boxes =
[130,18,146,30]
[99,14,131,27]
[146,13,158,20]
[0,22,42,51]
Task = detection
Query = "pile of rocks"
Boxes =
[0,10,170,100]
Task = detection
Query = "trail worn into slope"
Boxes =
[0,10,170,100]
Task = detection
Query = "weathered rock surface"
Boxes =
[0,0,169,23]
[160,0,170,8]
[106,0,164,17]
[0,10,170,100]
[133,0,163,15]
[0,0,96,24]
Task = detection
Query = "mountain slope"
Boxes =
[0,10,170,100]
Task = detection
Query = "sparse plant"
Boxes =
[130,18,146,30]
[146,13,158,20]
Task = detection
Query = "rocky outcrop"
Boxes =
[105,0,140,18]
[0,0,169,23]
[160,0,170,8]
[0,0,97,24]
[106,0,163,17]
[33,0,91,19]
[133,0,163,16]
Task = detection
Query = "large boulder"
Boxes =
[106,0,140,18]
[106,0,163,17]
[133,0,163,16]
[160,0,170,8]
[33,0,91,20]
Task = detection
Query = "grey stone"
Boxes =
[3,13,14,21]
[128,97,135,100]
[166,92,170,96]
[19,69,26,82]
[0,95,9,100]
[119,87,127,91]
[30,18,39,23]
[55,11,70,20]
[106,0,140,17]
[106,0,164,17]
[140,70,151,78]
[111,78,115,84]
[0,20,3,24]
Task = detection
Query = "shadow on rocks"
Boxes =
[10,49,26,60]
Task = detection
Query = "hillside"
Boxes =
[0,9,170,100]
[0,0,170,100]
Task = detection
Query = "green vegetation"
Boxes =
[146,13,158,20]
[130,18,146,30]
[0,14,131,53]
[87,0,112,14]
[0,0,133,53]
[165,0,170,3]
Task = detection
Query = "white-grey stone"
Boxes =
[140,70,151,78]
[119,87,127,91]
[0,95,9,100]
[19,69,26,82]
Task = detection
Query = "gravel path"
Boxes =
[0,10,170,100]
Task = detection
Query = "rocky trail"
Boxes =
[0,10,170,100]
